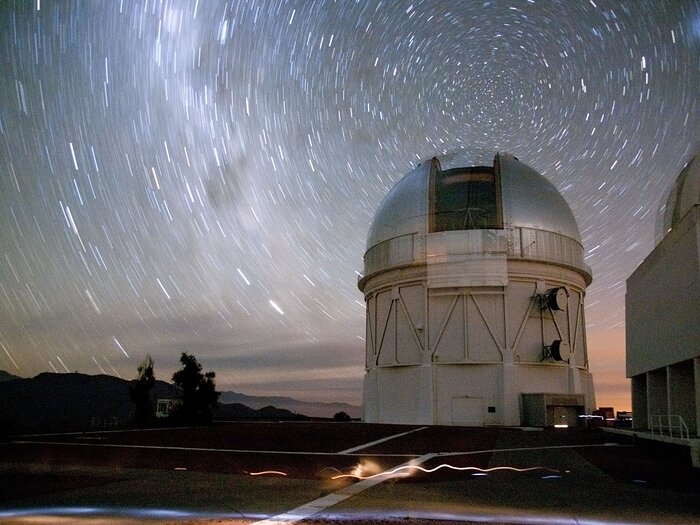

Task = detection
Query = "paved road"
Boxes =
[1,422,699,524]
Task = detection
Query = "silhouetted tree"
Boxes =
[129,354,155,425]
[171,353,220,424]
[333,411,351,421]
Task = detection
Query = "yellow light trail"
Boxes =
[331,464,558,480]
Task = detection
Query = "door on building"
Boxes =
[547,405,578,427]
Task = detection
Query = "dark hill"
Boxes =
[0,370,21,382]
[214,403,301,420]
[0,372,139,434]
[218,391,361,419]
[0,372,323,435]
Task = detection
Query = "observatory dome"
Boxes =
[363,152,591,284]
[656,152,700,242]
[359,151,596,426]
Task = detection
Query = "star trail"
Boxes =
[1,0,698,407]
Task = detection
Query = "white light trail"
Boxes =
[84,288,101,314]
[269,299,284,315]
[55,355,70,372]
[0,341,19,369]
[69,142,79,170]
[237,268,251,285]
[156,278,171,299]
[112,336,129,358]
[91,356,107,374]
[331,464,558,480]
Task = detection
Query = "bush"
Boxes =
[333,411,351,421]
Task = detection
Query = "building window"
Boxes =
[431,167,503,231]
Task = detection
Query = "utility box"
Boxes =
[522,393,585,427]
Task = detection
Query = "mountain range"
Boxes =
[0,371,361,435]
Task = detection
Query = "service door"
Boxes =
[547,405,578,427]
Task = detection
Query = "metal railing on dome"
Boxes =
[362,227,591,280]
[650,414,690,440]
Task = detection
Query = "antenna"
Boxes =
[542,340,570,362]
[537,287,567,311]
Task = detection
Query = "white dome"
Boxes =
[656,152,700,243]
[363,152,590,283]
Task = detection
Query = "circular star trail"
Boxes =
[1,0,698,406]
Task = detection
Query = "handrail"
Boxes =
[361,227,591,282]
[649,414,689,440]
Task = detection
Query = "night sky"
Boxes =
[1,0,698,408]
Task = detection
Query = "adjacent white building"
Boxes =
[626,152,700,437]
[358,153,596,426]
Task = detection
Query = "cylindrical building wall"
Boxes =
[360,255,594,425]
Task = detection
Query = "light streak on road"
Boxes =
[249,470,288,477]
[331,463,559,480]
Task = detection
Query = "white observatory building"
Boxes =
[626,152,700,437]
[358,153,596,426]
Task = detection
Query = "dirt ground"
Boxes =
[1,422,699,524]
